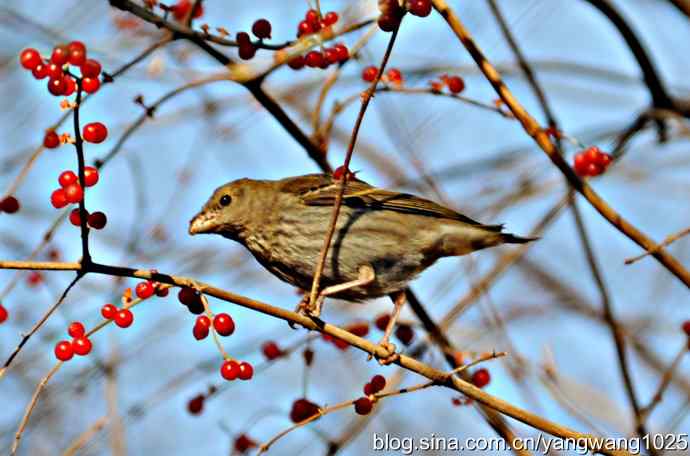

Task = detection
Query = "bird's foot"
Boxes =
[368,339,399,365]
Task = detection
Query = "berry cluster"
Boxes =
[572,146,613,177]
[288,43,349,71]
[220,359,254,381]
[0,196,20,214]
[296,8,339,37]
[361,66,403,85]
[430,74,466,94]
[290,398,320,422]
[355,374,387,415]
[53,321,93,361]
[101,303,134,328]
[19,42,103,97]
[192,313,235,340]
[232,17,278,61]
[378,0,432,32]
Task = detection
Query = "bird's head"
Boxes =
[189,178,263,239]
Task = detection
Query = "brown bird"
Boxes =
[189,173,534,360]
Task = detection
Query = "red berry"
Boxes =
[262,341,282,360]
[374,313,391,331]
[58,170,78,188]
[101,303,117,319]
[68,321,86,338]
[378,12,401,32]
[50,46,69,66]
[573,153,589,177]
[155,286,169,297]
[305,51,324,68]
[68,48,86,66]
[237,361,254,380]
[69,208,85,226]
[80,59,101,78]
[0,305,8,323]
[187,395,204,415]
[83,122,108,143]
[44,130,60,149]
[408,0,432,17]
[290,398,320,422]
[682,320,690,336]
[333,43,349,61]
[354,397,373,415]
[114,308,134,328]
[82,77,100,94]
[238,43,256,60]
[196,315,211,328]
[370,374,386,393]
[50,188,68,209]
[83,166,99,187]
[386,68,403,85]
[363,382,374,396]
[213,313,235,336]
[585,162,603,177]
[584,146,600,164]
[297,20,313,37]
[220,360,240,380]
[72,336,92,356]
[135,281,154,299]
[64,183,84,204]
[236,31,251,45]
[55,340,74,361]
[305,9,320,25]
[87,211,107,229]
[67,41,86,55]
[395,324,414,345]
[27,271,43,286]
[193,323,209,340]
[32,63,49,80]
[178,287,201,306]
[323,11,339,26]
[234,434,256,453]
[252,19,272,39]
[46,63,63,80]
[20,48,42,70]
[171,0,203,20]
[362,66,378,82]
[447,75,465,93]
[472,368,491,388]
[288,55,306,70]
[63,76,77,96]
[596,151,613,168]
[0,196,20,214]
[324,48,339,65]
[346,322,369,337]
[48,77,66,96]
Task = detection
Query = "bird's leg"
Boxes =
[371,290,406,365]
[305,265,375,318]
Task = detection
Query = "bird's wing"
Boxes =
[291,174,497,228]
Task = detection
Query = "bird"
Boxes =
[189,173,534,361]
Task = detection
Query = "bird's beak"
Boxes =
[188,212,214,235]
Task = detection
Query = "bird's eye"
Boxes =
[220,195,232,206]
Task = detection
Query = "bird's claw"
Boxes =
[368,340,399,365]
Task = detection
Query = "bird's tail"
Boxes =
[500,233,539,244]
[438,223,538,257]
